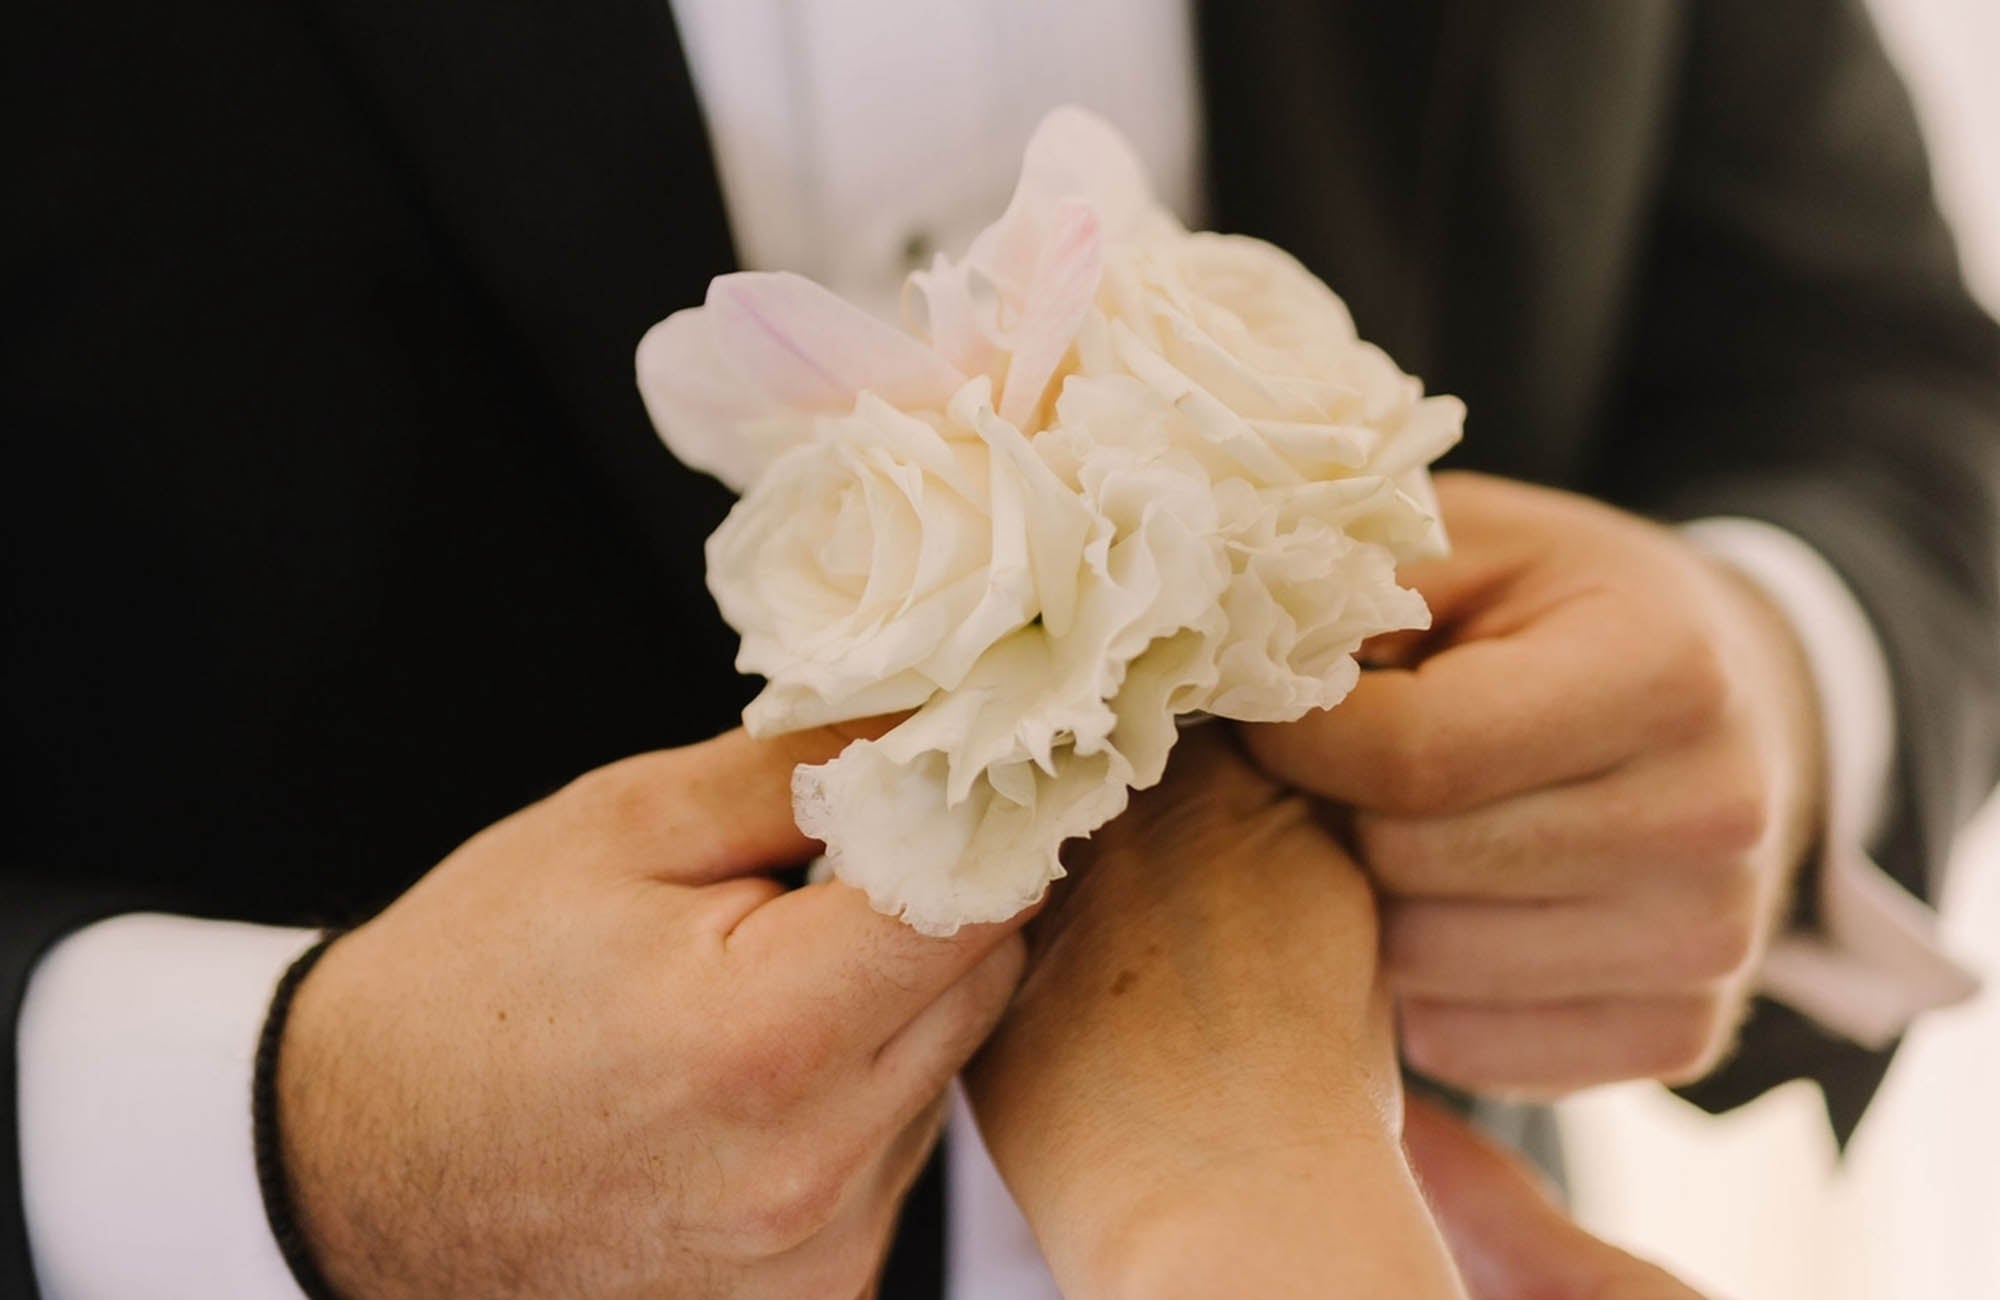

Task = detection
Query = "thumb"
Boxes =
[1402,1095,1708,1300]
[621,719,892,885]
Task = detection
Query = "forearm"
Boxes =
[1057,1132,1467,1300]
[973,945,1462,1297]
[968,736,1471,1295]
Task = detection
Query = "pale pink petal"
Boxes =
[707,272,965,412]
[904,255,1002,380]
[961,107,1158,306]
[636,272,965,493]
[1012,107,1155,236]
[996,202,1101,431]
[636,306,801,493]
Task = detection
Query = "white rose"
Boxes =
[709,377,1092,736]
[1081,232,1463,548]
[904,109,1463,559]
[798,436,1230,935]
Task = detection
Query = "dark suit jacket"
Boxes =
[6,1,1997,1295]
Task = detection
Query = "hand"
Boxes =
[278,727,1028,1300]
[1246,472,1825,1094]
[1404,1094,1711,1298]
[965,729,1464,1300]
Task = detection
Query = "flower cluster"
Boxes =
[638,108,1462,935]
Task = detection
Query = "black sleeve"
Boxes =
[1589,0,2000,1141]
[2,878,160,1297]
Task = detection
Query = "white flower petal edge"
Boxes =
[798,627,1218,937]
[797,432,1232,934]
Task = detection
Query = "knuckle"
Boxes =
[1699,781,1771,859]
[1661,634,1730,734]
[1356,816,1436,887]
[1397,1004,1475,1085]
[738,1144,858,1253]
[1380,921,1430,981]
[691,875,787,936]
[1669,909,1760,982]
[1692,849,1763,914]
[1647,1003,1730,1085]
[1382,910,1461,995]
[562,754,679,841]
[1381,732,1464,816]
[703,1019,831,1115]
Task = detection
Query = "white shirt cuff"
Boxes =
[17,914,319,1300]
[1684,517,1980,1049]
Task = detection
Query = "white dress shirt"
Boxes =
[17,2,1976,1296]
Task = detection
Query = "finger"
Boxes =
[1382,889,1758,1001]
[1403,1094,1707,1299]
[1345,543,1526,669]
[1242,593,1720,817]
[583,721,886,885]
[1357,627,1429,668]
[871,935,1026,1123]
[1356,736,1767,901]
[874,1091,953,1201]
[1399,994,1736,1094]
[730,877,1034,1045]
[836,1091,952,1272]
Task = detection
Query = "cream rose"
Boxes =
[907,110,1463,560]
[710,378,1092,737]
[1079,232,1463,554]
[798,445,1230,934]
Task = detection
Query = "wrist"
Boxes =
[272,925,423,1300]
[1704,554,1827,889]
[984,1080,1390,1263]
[254,934,349,1299]
[1073,1132,1464,1300]
[989,1073,1400,1287]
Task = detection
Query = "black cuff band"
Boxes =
[251,932,345,1300]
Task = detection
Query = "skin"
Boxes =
[962,727,1718,1298]
[966,728,1468,1300]
[278,726,1029,1300]
[1246,472,1826,1095]
[1404,1094,1711,1299]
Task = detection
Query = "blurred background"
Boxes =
[1559,1,2000,1293]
